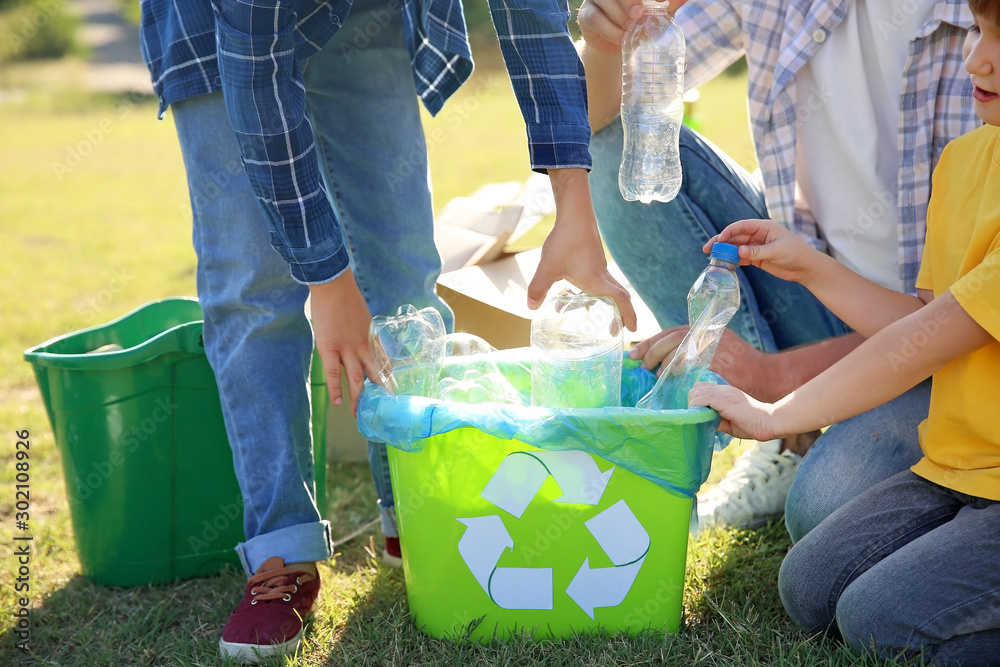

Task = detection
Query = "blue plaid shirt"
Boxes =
[140,0,590,283]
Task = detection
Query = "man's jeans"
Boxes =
[590,119,926,541]
[779,471,1000,665]
[171,0,451,574]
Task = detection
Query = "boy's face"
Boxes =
[965,10,1000,126]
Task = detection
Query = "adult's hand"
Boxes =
[578,0,645,54]
[577,0,688,133]
[578,0,687,53]
[528,168,638,331]
[308,269,381,415]
[632,326,866,403]
[629,325,783,401]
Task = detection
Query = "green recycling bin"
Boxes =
[24,298,329,587]
[357,353,719,639]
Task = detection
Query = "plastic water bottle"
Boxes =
[369,305,447,397]
[437,333,525,405]
[619,0,685,204]
[687,241,741,327]
[531,290,623,409]
[637,242,740,409]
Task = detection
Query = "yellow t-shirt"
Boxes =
[912,123,1000,500]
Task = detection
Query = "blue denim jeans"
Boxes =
[172,0,451,574]
[778,471,1000,665]
[589,120,926,540]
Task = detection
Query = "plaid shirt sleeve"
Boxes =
[213,0,350,285]
[488,0,592,171]
[676,0,746,90]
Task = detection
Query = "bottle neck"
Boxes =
[708,256,737,271]
[641,0,672,13]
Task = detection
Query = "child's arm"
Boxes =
[688,291,993,440]
[711,220,930,338]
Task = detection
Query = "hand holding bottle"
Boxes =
[578,0,646,54]
[636,242,741,410]
[578,0,687,53]
[628,323,781,396]
[527,168,638,332]
[706,219,820,284]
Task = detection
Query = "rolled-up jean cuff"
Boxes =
[380,507,398,539]
[235,519,333,576]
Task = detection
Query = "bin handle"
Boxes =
[25,321,206,370]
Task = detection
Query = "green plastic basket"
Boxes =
[388,432,694,639]
[24,298,328,587]
[358,354,718,640]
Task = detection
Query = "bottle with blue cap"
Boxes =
[637,242,741,410]
[687,241,740,327]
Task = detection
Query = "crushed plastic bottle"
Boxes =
[637,242,741,409]
[369,305,447,397]
[619,0,685,204]
[530,290,624,409]
[687,242,741,325]
[437,333,526,405]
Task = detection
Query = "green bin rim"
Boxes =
[23,297,205,371]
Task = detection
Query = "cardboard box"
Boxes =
[434,202,523,274]
[436,248,662,351]
[432,174,557,272]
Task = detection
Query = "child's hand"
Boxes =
[703,219,817,284]
[688,382,779,441]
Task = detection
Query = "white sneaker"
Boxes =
[694,439,802,532]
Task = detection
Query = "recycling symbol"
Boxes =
[456,450,650,619]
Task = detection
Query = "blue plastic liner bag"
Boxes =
[359,349,726,500]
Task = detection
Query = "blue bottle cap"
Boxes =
[710,242,740,263]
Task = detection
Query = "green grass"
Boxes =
[0,55,910,666]
[0,0,82,63]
